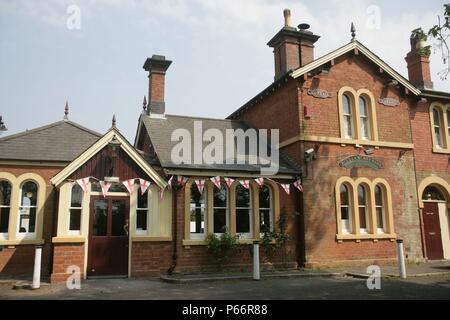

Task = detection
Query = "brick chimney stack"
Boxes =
[143,55,172,117]
[267,9,320,81]
[405,37,433,90]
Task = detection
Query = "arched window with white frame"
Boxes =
[213,182,229,234]
[359,96,371,140]
[375,184,386,233]
[259,185,273,234]
[190,184,206,239]
[357,184,369,233]
[432,107,444,148]
[136,185,149,235]
[342,94,354,139]
[236,184,252,238]
[18,181,38,237]
[0,180,12,238]
[69,183,83,235]
[340,183,352,234]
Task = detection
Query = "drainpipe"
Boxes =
[49,188,59,276]
[168,185,179,275]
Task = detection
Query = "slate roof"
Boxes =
[141,114,301,175]
[0,120,102,162]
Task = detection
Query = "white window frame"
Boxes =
[375,185,386,234]
[433,107,444,149]
[213,183,229,235]
[17,180,38,239]
[190,186,207,240]
[259,186,273,237]
[68,183,83,236]
[136,189,149,236]
[359,96,371,140]
[340,184,352,234]
[236,186,253,239]
[357,185,369,234]
[0,180,11,239]
[342,94,354,139]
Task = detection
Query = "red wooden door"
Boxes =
[422,202,444,260]
[88,197,129,276]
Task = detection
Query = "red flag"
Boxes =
[254,177,264,187]
[210,176,222,189]
[122,179,135,194]
[293,180,304,193]
[195,179,205,194]
[240,180,250,189]
[100,181,111,197]
[76,177,90,193]
[281,184,290,195]
[224,177,235,188]
[139,179,150,195]
[176,176,188,186]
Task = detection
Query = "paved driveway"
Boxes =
[1,275,450,300]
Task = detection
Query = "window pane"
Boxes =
[341,206,349,220]
[375,185,383,205]
[0,207,10,233]
[213,184,227,208]
[112,200,127,236]
[340,184,349,205]
[343,95,351,114]
[213,208,227,233]
[422,186,445,201]
[19,207,36,233]
[191,187,205,208]
[260,209,271,232]
[236,185,250,208]
[71,184,83,208]
[433,109,441,125]
[136,210,147,231]
[447,110,450,137]
[21,181,37,206]
[109,183,128,193]
[190,208,205,233]
[359,207,367,229]
[93,200,108,236]
[358,185,367,205]
[259,186,271,208]
[376,208,384,229]
[138,191,148,209]
[361,118,369,139]
[69,209,81,231]
[0,181,11,206]
[236,209,250,233]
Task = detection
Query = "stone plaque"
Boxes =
[307,88,332,99]
[339,155,383,170]
[378,97,400,107]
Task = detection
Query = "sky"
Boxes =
[0,0,449,142]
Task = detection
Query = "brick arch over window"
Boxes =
[418,176,450,209]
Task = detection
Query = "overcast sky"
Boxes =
[0,0,448,142]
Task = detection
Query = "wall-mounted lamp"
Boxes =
[387,79,399,87]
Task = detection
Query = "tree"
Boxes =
[427,4,450,80]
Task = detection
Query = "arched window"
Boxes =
[342,94,354,139]
[0,180,11,236]
[357,185,369,233]
[136,186,149,235]
[375,185,386,233]
[422,186,446,201]
[190,184,206,239]
[213,183,228,234]
[359,96,371,140]
[340,184,352,234]
[18,181,38,236]
[236,184,252,238]
[259,186,273,233]
[69,184,83,234]
[433,108,444,148]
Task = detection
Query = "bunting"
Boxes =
[176,176,188,186]
[224,177,235,188]
[158,187,165,200]
[122,179,135,194]
[293,179,304,193]
[210,176,222,189]
[76,177,90,193]
[139,179,150,195]
[167,176,174,190]
[281,184,290,195]
[100,181,111,197]
[254,177,264,187]
[240,180,250,189]
[195,179,205,194]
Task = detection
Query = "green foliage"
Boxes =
[260,208,291,267]
[411,27,428,42]
[205,229,239,271]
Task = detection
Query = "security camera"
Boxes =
[305,148,315,155]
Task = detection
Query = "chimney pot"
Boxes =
[283,9,292,28]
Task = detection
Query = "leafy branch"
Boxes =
[427,4,450,80]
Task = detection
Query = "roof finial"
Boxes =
[64,100,69,120]
[112,114,116,128]
[351,22,356,42]
[0,115,7,132]
[143,96,147,112]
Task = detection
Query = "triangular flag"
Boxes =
[158,187,165,200]
[281,184,290,195]
[122,179,135,194]
[176,176,188,186]
[293,180,304,193]
[254,177,264,187]
[195,179,205,194]
[139,179,150,195]
[240,180,250,189]
[99,181,111,197]
[167,176,174,190]
[76,177,90,193]
[210,176,222,189]
[224,177,235,188]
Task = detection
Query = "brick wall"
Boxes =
[50,243,84,283]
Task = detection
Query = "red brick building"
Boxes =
[0,9,449,283]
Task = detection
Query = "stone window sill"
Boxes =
[0,239,45,246]
[336,233,397,242]
[52,236,85,243]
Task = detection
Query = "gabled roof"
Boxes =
[139,114,301,177]
[0,120,102,162]
[51,128,168,188]
[291,40,421,95]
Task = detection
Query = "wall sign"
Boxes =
[378,97,400,107]
[339,155,383,170]
[307,88,332,99]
